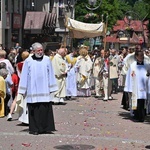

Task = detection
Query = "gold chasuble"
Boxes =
[0,76,6,117]
[65,55,77,66]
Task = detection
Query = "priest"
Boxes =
[18,42,58,135]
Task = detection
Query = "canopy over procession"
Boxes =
[65,17,105,38]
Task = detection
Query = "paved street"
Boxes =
[0,92,150,150]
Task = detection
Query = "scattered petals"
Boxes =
[22,143,31,147]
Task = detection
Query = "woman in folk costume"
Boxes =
[124,50,150,122]
[76,45,93,97]
[16,51,30,124]
[7,51,30,123]
[0,69,7,117]
[102,50,113,101]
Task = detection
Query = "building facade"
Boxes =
[0,0,75,50]
[0,0,23,49]
[105,17,149,49]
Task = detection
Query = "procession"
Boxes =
[0,0,150,149]
[0,41,150,149]
[0,41,150,131]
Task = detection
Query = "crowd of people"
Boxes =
[0,42,150,135]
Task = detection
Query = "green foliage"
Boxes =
[133,0,150,32]
[142,0,150,19]
[75,0,131,29]
[75,0,89,21]
[74,0,150,28]
[83,39,90,46]
[124,0,138,6]
[133,1,149,20]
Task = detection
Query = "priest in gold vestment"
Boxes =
[0,69,7,117]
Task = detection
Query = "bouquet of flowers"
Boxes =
[84,13,99,23]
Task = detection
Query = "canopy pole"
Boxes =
[61,16,68,49]
[62,28,67,48]
[103,14,110,101]
[104,15,108,51]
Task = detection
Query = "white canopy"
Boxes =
[65,17,105,39]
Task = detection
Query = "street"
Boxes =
[0,92,150,150]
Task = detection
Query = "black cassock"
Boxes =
[28,102,55,134]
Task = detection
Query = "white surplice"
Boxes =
[66,67,77,96]
[18,55,58,103]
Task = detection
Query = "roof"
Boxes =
[24,11,56,32]
[105,32,145,44]
[113,17,149,32]
[105,18,149,44]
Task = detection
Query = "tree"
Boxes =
[75,0,131,29]
[142,0,150,18]
[133,1,149,20]
[124,0,138,6]
[141,0,150,5]
[74,0,89,22]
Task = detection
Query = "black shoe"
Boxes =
[38,131,54,134]
[65,96,70,100]
[21,122,29,126]
[139,119,144,122]
[95,95,103,98]
[52,102,59,105]
[29,131,39,135]
[59,102,67,105]
[138,110,145,122]
[95,95,99,98]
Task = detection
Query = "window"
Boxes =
[5,0,8,11]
